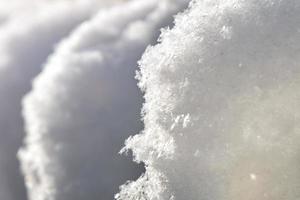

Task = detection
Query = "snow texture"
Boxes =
[19,0,189,200]
[118,0,300,200]
[0,1,110,200]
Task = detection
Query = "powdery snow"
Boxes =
[18,0,189,200]
[118,0,300,199]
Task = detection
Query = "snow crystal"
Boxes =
[118,0,300,199]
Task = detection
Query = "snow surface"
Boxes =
[118,0,300,200]
[0,1,113,200]
[18,0,189,200]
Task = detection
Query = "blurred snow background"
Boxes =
[0,1,108,199]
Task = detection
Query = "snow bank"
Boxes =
[0,1,110,200]
[19,0,189,200]
[0,0,107,27]
[118,0,300,199]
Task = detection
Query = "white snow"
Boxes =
[18,0,189,200]
[118,0,300,199]
[0,1,112,200]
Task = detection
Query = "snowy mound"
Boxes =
[118,0,300,199]
[18,0,189,200]
[0,1,105,200]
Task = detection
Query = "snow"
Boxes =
[0,1,113,200]
[118,0,300,199]
[18,0,189,200]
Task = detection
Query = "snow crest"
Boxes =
[19,0,189,200]
[118,0,300,199]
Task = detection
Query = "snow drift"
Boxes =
[117,0,300,200]
[0,1,112,200]
[19,0,189,200]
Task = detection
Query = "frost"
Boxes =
[18,0,189,200]
[116,167,168,200]
[119,0,300,199]
[220,25,232,40]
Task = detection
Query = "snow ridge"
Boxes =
[118,0,300,199]
[19,0,190,200]
[0,1,104,200]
